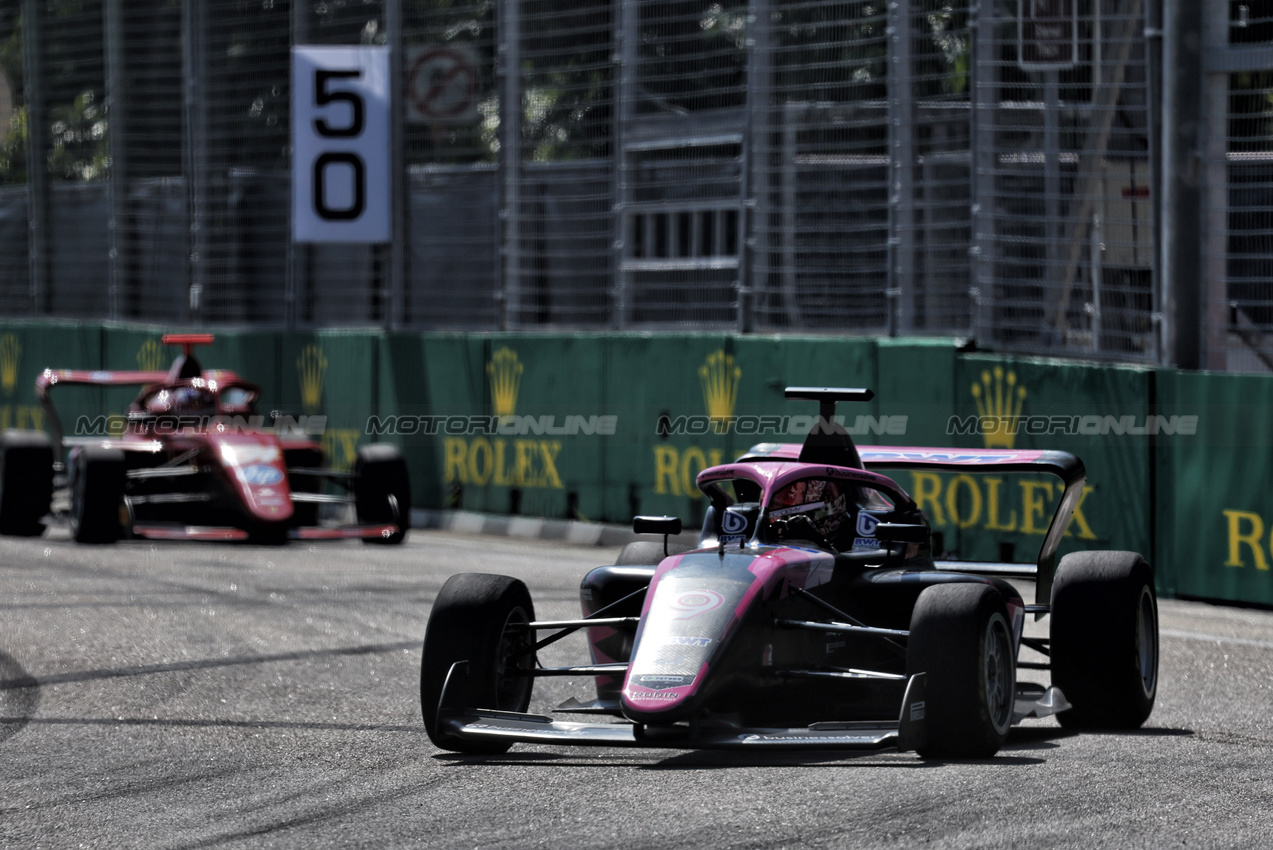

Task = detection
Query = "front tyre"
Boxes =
[420,573,536,754]
[907,583,1016,759]
[354,444,410,544]
[1050,551,1158,729]
[0,430,54,536]
[69,447,127,544]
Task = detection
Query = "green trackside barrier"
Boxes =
[605,333,736,526]
[1154,370,1273,606]
[15,319,1273,610]
[0,322,104,437]
[427,333,612,519]
[0,322,106,445]
[873,338,960,448]
[607,334,882,526]
[274,331,380,473]
[378,333,482,512]
[920,354,1156,569]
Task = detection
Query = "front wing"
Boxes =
[129,522,399,542]
[435,661,930,752]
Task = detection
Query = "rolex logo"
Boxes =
[0,334,19,397]
[297,344,328,413]
[699,349,740,423]
[137,338,166,372]
[971,366,1026,449]
[486,347,523,417]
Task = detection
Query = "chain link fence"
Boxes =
[0,1,1270,368]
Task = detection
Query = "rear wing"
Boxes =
[36,369,171,457]
[737,442,1087,603]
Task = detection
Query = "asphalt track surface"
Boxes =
[2,528,1272,849]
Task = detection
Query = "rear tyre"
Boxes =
[420,573,536,754]
[0,430,54,536]
[1050,551,1158,729]
[907,583,1016,759]
[69,447,127,544]
[354,444,410,544]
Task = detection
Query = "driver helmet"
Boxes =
[768,478,852,540]
[147,385,214,415]
[171,386,214,413]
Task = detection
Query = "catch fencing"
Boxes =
[0,1,1270,368]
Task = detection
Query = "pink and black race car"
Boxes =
[0,334,408,545]
[420,387,1158,758]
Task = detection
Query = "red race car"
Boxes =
[0,334,409,544]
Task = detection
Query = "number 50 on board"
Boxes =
[292,46,391,243]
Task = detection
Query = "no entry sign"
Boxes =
[407,45,480,125]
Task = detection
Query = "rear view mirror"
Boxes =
[633,515,682,536]
[873,522,929,544]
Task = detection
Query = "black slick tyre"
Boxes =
[0,430,54,536]
[69,447,127,544]
[907,582,1016,759]
[1050,550,1158,729]
[420,573,536,754]
[354,444,410,544]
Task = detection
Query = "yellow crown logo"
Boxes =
[0,334,20,396]
[971,366,1026,449]
[137,338,166,372]
[297,344,328,413]
[699,349,741,423]
[486,347,523,417]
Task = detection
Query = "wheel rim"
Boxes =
[984,613,1014,734]
[494,606,534,711]
[1135,585,1158,699]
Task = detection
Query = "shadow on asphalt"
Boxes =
[0,715,423,734]
[0,651,39,743]
[0,640,416,689]
[435,748,1048,769]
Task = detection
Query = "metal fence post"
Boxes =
[287,0,311,330]
[498,0,521,330]
[1161,0,1204,368]
[1200,0,1228,369]
[182,0,209,325]
[1145,0,1165,364]
[387,0,407,330]
[612,0,638,330]
[743,0,771,334]
[970,0,998,345]
[888,0,916,334]
[104,0,127,322]
[20,0,49,316]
